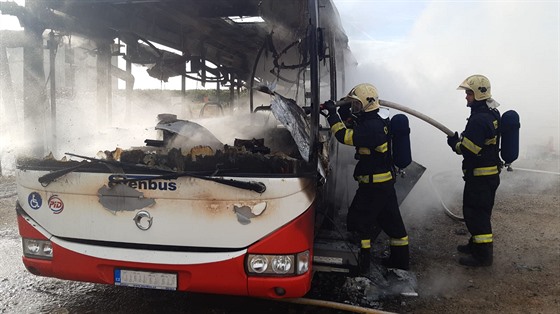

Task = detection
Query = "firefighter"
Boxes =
[447,74,501,267]
[323,83,409,272]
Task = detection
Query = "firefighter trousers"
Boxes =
[347,181,407,239]
[347,181,409,269]
[462,175,500,237]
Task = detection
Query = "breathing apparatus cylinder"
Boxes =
[500,110,520,166]
[390,114,412,169]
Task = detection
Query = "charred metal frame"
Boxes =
[1,0,348,165]
[308,0,320,165]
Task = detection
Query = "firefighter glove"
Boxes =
[338,103,352,121]
[447,132,460,150]
[322,100,337,116]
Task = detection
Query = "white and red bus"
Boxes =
[12,0,365,299]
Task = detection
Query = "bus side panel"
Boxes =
[248,204,315,254]
[16,212,45,240]
[247,204,315,298]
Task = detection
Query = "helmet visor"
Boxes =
[350,100,363,113]
[457,79,471,91]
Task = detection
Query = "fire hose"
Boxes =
[432,167,560,221]
[323,98,455,137]
[257,86,540,223]
[277,297,396,314]
[379,100,455,137]
[257,84,454,145]
[366,100,462,220]
[429,171,464,221]
[327,98,462,221]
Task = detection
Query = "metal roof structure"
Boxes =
[1,0,349,87]
[1,0,351,159]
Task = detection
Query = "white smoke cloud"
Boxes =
[331,0,560,231]
[1,0,558,178]
[335,1,559,171]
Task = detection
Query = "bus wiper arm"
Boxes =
[38,160,89,186]
[38,152,135,186]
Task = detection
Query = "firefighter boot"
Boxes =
[359,247,371,274]
[457,238,473,254]
[358,239,371,274]
[459,243,493,267]
[382,245,410,270]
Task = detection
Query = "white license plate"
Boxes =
[114,269,177,290]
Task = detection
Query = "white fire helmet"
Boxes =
[457,74,492,101]
[344,83,380,113]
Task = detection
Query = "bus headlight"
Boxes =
[247,250,309,276]
[271,255,293,274]
[23,238,53,260]
[249,255,269,274]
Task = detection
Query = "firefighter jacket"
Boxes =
[327,110,394,184]
[453,100,501,177]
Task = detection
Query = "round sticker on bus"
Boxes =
[28,192,42,210]
[48,195,64,214]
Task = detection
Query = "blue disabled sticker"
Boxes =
[28,192,42,210]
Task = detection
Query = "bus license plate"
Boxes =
[114,269,177,290]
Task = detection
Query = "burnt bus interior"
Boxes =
[2,0,349,177]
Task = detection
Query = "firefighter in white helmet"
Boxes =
[322,83,409,272]
[447,74,501,267]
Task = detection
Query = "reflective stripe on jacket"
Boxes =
[327,110,395,184]
[456,101,501,177]
[355,171,393,183]
[463,165,500,177]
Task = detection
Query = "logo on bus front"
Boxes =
[108,175,177,191]
[28,192,42,210]
[48,195,64,214]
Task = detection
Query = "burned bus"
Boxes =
[6,0,423,299]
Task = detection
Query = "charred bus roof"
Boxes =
[7,0,349,85]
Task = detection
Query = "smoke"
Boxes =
[332,0,560,214]
[0,55,295,176]
[331,10,559,302]
[335,0,559,167]
[330,3,560,297]
[2,1,558,177]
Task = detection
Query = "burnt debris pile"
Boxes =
[119,142,305,175]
